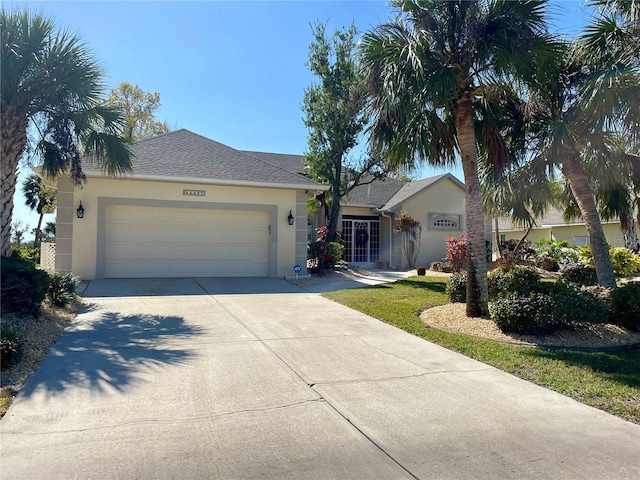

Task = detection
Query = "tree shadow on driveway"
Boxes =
[19,311,204,396]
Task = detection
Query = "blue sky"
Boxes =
[9,0,593,239]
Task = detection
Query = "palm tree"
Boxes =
[524,20,639,288]
[360,0,554,317]
[22,173,57,249]
[1,9,133,257]
[557,135,640,252]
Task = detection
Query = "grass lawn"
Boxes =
[323,276,640,424]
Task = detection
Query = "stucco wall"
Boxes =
[499,223,624,248]
[396,178,466,268]
[60,175,303,279]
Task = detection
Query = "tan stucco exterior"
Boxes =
[498,223,624,248]
[56,174,309,280]
[390,177,466,268]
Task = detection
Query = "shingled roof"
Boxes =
[380,173,465,211]
[242,151,308,175]
[496,207,620,231]
[82,129,322,189]
[343,175,405,207]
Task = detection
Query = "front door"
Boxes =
[341,218,380,266]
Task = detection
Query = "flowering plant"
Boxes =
[315,225,328,242]
[445,234,467,272]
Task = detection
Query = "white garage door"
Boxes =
[105,205,270,278]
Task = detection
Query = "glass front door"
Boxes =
[341,219,380,264]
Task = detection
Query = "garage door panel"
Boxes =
[104,205,270,278]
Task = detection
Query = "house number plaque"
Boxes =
[183,189,206,197]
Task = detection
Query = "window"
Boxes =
[573,236,588,247]
[499,234,506,243]
[428,213,462,231]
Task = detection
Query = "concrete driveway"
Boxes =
[1,278,639,479]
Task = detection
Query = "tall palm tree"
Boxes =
[524,15,639,288]
[556,135,640,252]
[360,0,554,317]
[22,173,57,249]
[1,9,133,257]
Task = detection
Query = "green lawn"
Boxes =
[323,276,640,424]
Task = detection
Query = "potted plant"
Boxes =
[416,265,427,276]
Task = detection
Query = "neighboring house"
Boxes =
[49,129,326,279]
[494,207,626,251]
[252,149,469,269]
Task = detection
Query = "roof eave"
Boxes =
[81,171,329,191]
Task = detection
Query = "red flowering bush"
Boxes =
[445,234,467,272]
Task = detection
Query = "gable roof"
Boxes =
[82,129,324,190]
[380,173,465,211]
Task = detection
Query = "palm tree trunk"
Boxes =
[1,106,29,257]
[494,218,503,258]
[453,95,489,318]
[620,211,639,253]
[561,154,617,288]
[34,212,45,250]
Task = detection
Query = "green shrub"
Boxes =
[560,263,598,286]
[1,255,49,316]
[578,245,640,276]
[488,266,541,300]
[446,272,467,303]
[490,282,608,336]
[551,283,609,328]
[47,272,79,307]
[490,293,558,335]
[532,239,580,264]
[609,247,640,276]
[0,324,20,369]
[609,282,640,332]
[308,241,344,271]
[11,247,40,263]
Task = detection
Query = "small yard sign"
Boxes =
[293,264,302,279]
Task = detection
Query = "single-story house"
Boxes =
[50,129,470,279]
[51,129,326,279]
[251,151,470,270]
[494,207,626,251]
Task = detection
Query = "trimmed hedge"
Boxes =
[490,283,608,336]
[490,292,558,335]
[488,266,541,300]
[609,282,640,332]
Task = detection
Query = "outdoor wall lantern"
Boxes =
[76,202,85,219]
[287,210,295,226]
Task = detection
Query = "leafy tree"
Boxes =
[22,173,56,248]
[107,82,171,141]
[303,22,386,243]
[10,221,27,249]
[1,9,133,257]
[360,0,554,317]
